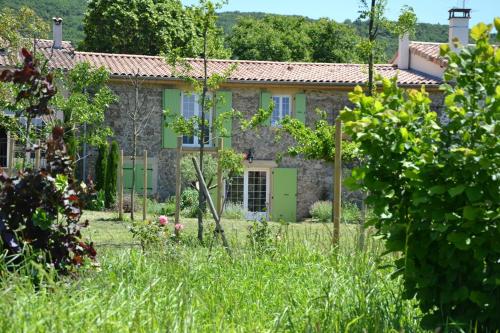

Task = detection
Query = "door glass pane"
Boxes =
[226,175,244,205]
[247,171,267,212]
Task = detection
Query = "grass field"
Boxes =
[0,211,427,332]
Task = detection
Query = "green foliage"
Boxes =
[104,141,119,208]
[0,6,48,62]
[277,113,359,163]
[222,202,244,220]
[309,201,332,222]
[86,189,106,211]
[53,62,116,151]
[0,0,86,45]
[180,188,201,218]
[341,20,500,330]
[181,153,217,189]
[81,0,229,58]
[246,219,282,255]
[159,197,177,216]
[129,219,170,251]
[228,15,312,62]
[309,201,362,223]
[95,144,108,191]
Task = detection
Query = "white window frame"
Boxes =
[181,92,213,148]
[271,95,291,126]
[243,168,270,221]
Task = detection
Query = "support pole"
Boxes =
[333,117,342,246]
[118,149,124,220]
[192,157,231,255]
[34,139,41,169]
[8,133,15,177]
[216,137,224,217]
[175,136,182,225]
[143,150,148,221]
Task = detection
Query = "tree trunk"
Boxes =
[197,19,209,242]
[367,0,376,96]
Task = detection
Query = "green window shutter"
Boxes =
[163,89,181,148]
[294,93,306,124]
[123,161,153,191]
[260,91,272,126]
[215,91,233,148]
[271,168,297,222]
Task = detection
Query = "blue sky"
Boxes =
[181,0,499,26]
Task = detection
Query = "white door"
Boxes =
[244,169,270,221]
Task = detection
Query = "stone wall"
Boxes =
[95,81,445,220]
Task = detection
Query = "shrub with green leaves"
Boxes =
[95,144,108,191]
[222,202,245,220]
[309,201,332,222]
[180,188,201,218]
[104,141,119,208]
[341,20,500,330]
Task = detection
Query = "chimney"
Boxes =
[52,17,63,49]
[448,8,471,51]
[397,33,410,70]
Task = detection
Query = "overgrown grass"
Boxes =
[0,212,427,332]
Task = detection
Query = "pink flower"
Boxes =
[174,223,184,231]
[158,215,169,226]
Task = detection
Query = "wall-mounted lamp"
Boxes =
[244,148,254,163]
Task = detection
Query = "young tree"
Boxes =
[126,71,156,221]
[166,1,272,242]
[104,141,119,208]
[95,143,108,191]
[358,1,416,94]
[340,20,500,330]
[53,62,116,177]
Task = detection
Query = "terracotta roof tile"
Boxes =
[0,39,442,86]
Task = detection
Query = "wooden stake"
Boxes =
[8,133,15,177]
[192,156,231,255]
[333,117,342,246]
[143,150,148,221]
[118,149,124,220]
[34,139,41,169]
[216,137,224,217]
[175,136,182,225]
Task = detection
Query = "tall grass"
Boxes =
[0,218,426,332]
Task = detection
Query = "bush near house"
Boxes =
[94,144,107,191]
[341,20,500,330]
[104,141,119,208]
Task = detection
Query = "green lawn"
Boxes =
[0,211,427,332]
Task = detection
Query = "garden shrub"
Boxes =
[95,144,108,191]
[86,189,106,211]
[0,49,96,273]
[104,141,119,208]
[159,197,176,216]
[180,188,201,218]
[222,202,244,220]
[341,20,500,330]
[309,200,362,223]
[309,201,332,222]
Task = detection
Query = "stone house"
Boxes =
[1,8,473,221]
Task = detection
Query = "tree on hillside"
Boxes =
[81,0,229,58]
[308,19,362,63]
[228,15,312,62]
[0,6,48,63]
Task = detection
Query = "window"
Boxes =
[226,175,244,205]
[181,92,212,147]
[271,95,290,126]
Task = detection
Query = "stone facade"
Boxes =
[95,81,444,220]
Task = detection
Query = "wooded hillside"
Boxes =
[0,0,451,61]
